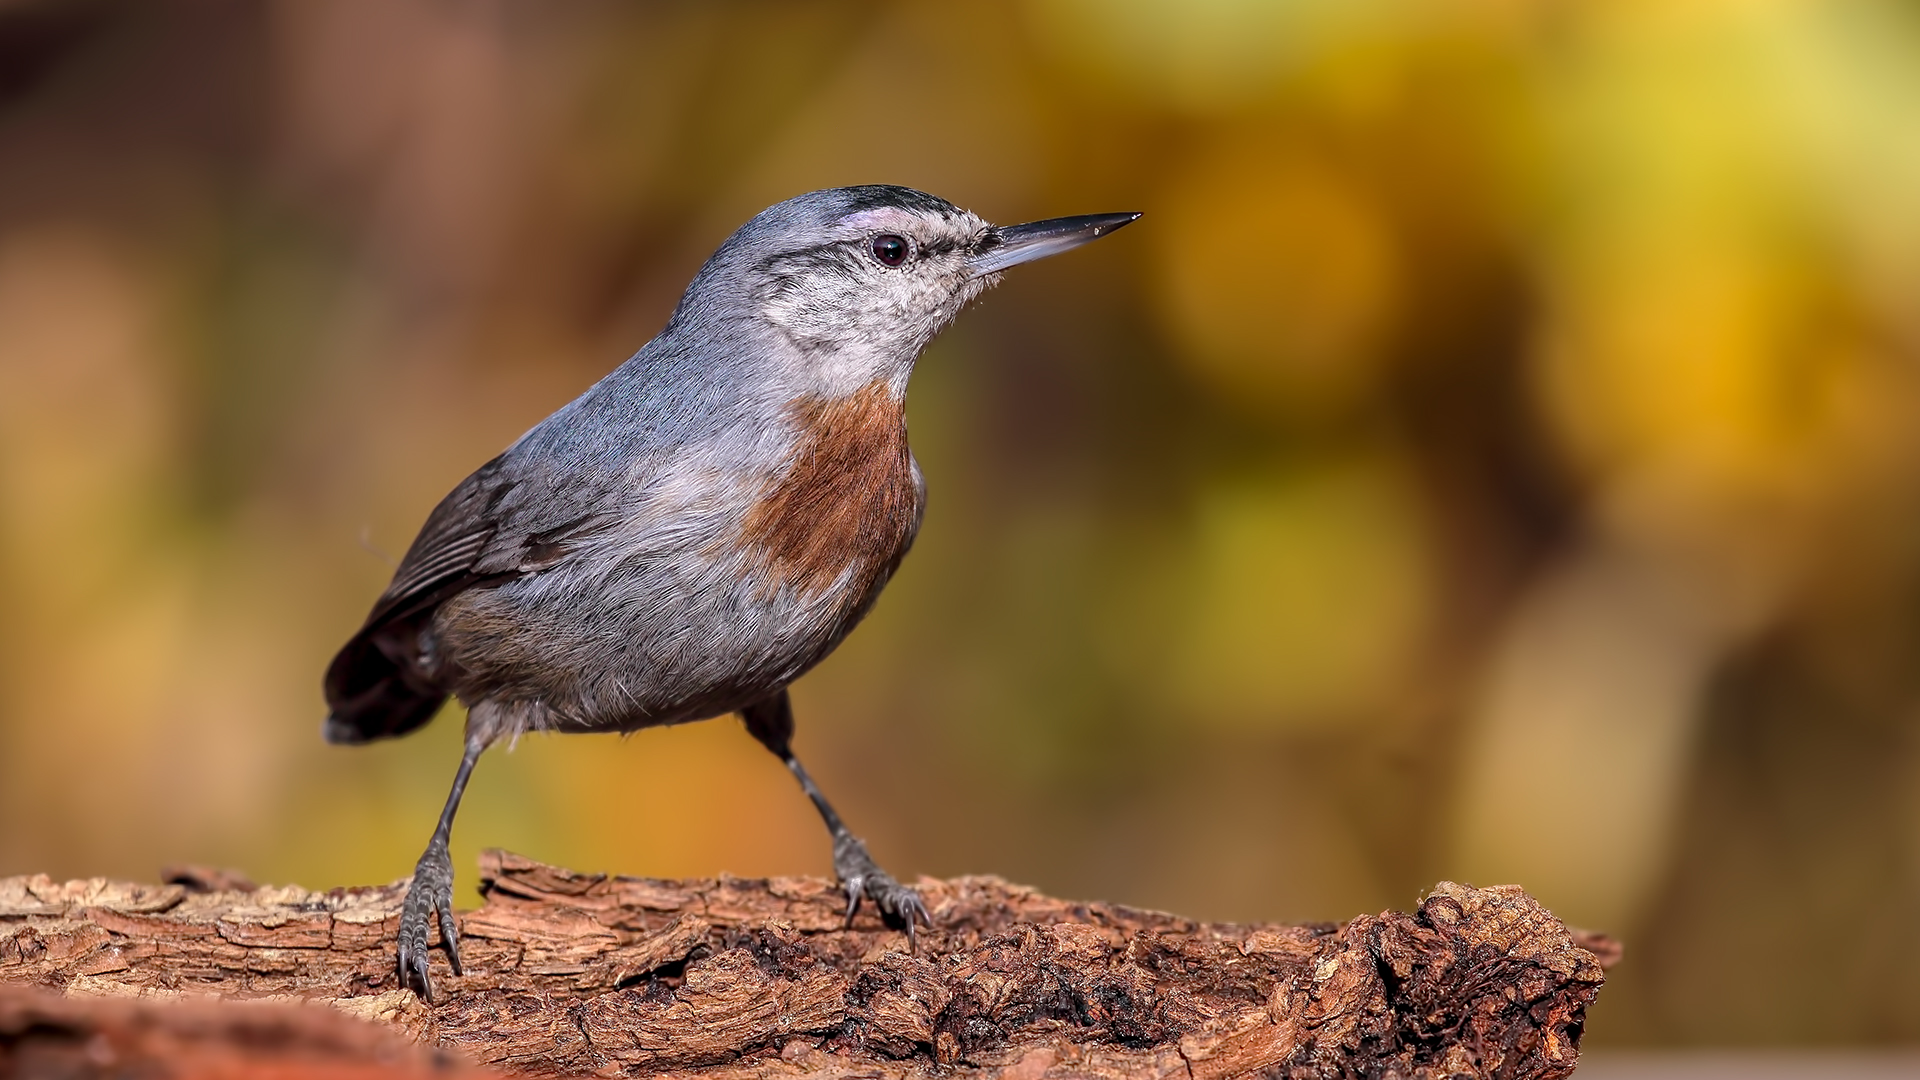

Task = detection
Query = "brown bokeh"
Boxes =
[2,0,1918,1046]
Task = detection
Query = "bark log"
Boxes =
[0,851,1612,1079]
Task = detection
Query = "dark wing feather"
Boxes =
[322,369,693,744]
[372,527,492,622]
[324,453,551,744]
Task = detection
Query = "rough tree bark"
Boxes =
[0,851,1613,1079]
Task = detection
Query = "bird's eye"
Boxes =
[870,234,909,267]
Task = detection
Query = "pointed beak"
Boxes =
[969,211,1142,276]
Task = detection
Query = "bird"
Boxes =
[322,185,1140,1000]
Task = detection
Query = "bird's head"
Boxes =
[675,186,1138,398]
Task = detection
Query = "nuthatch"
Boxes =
[323,185,1139,999]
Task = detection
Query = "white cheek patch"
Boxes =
[763,206,995,397]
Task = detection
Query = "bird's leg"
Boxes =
[787,753,933,945]
[741,691,931,948]
[397,735,485,1001]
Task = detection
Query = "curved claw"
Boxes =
[437,901,464,976]
[398,842,458,1000]
[841,875,866,923]
[832,834,933,952]
[869,877,931,953]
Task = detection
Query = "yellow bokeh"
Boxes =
[1155,144,1403,415]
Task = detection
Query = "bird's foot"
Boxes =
[832,832,931,950]
[397,839,462,1001]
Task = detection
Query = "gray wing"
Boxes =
[367,453,610,623]
[323,333,752,743]
[323,449,621,743]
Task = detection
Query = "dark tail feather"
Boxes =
[322,621,448,745]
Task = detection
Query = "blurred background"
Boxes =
[2,0,1919,1050]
